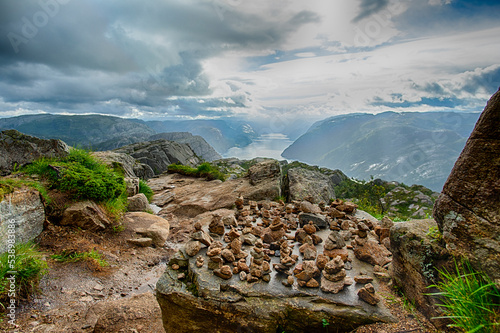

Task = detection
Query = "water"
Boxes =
[223,133,293,160]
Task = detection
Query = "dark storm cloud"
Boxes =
[352,0,389,22]
[0,0,319,117]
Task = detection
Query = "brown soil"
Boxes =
[1,174,446,333]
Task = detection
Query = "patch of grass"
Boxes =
[429,261,500,332]
[0,242,48,304]
[139,180,154,203]
[0,178,50,204]
[168,162,226,181]
[427,226,443,243]
[51,249,109,268]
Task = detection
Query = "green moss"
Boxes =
[138,180,154,203]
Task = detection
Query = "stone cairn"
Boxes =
[178,197,390,306]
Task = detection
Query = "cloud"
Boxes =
[352,0,390,22]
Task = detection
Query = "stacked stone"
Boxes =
[299,236,317,260]
[262,216,286,244]
[294,260,321,288]
[274,240,296,275]
[208,214,225,237]
[323,231,348,262]
[320,256,346,294]
[303,221,322,245]
[185,221,212,257]
[247,240,270,283]
[261,209,272,227]
[283,204,298,230]
[357,283,380,305]
[206,241,224,270]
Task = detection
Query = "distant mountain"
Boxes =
[0,114,154,149]
[146,119,258,154]
[282,111,480,191]
[0,114,250,161]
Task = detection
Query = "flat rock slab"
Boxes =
[156,226,395,333]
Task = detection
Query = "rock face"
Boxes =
[433,88,500,280]
[149,132,222,162]
[285,167,336,203]
[92,151,154,180]
[0,129,70,175]
[390,219,451,329]
[247,159,282,200]
[114,139,201,175]
[0,187,45,253]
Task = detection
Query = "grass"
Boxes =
[51,249,109,268]
[0,178,50,204]
[139,179,154,202]
[167,162,226,181]
[429,261,500,332]
[0,242,48,305]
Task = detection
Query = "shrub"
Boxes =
[0,242,48,304]
[23,148,126,203]
[139,180,154,202]
[429,261,500,332]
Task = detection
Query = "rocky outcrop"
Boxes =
[60,201,112,231]
[92,151,154,180]
[127,193,150,212]
[114,139,201,175]
[433,88,500,281]
[247,159,282,200]
[0,187,45,253]
[285,167,336,203]
[0,129,70,175]
[390,219,451,329]
[157,254,395,333]
[381,186,437,219]
[149,132,222,162]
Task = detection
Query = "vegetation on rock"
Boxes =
[334,177,436,220]
[139,180,154,202]
[167,162,226,181]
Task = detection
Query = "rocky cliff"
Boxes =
[149,132,221,162]
[433,88,500,281]
[114,139,201,175]
[0,129,70,175]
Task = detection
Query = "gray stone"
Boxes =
[298,212,328,229]
[285,167,336,203]
[0,187,45,253]
[149,132,222,162]
[0,130,69,175]
[127,193,150,212]
[93,151,154,180]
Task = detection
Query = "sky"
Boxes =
[0,0,499,123]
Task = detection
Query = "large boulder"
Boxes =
[285,167,336,203]
[92,151,154,180]
[433,88,500,280]
[156,253,395,333]
[0,129,69,175]
[246,160,282,201]
[390,219,452,329]
[149,132,222,162]
[114,139,201,175]
[0,187,45,253]
[60,201,112,231]
[124,212,170,247]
